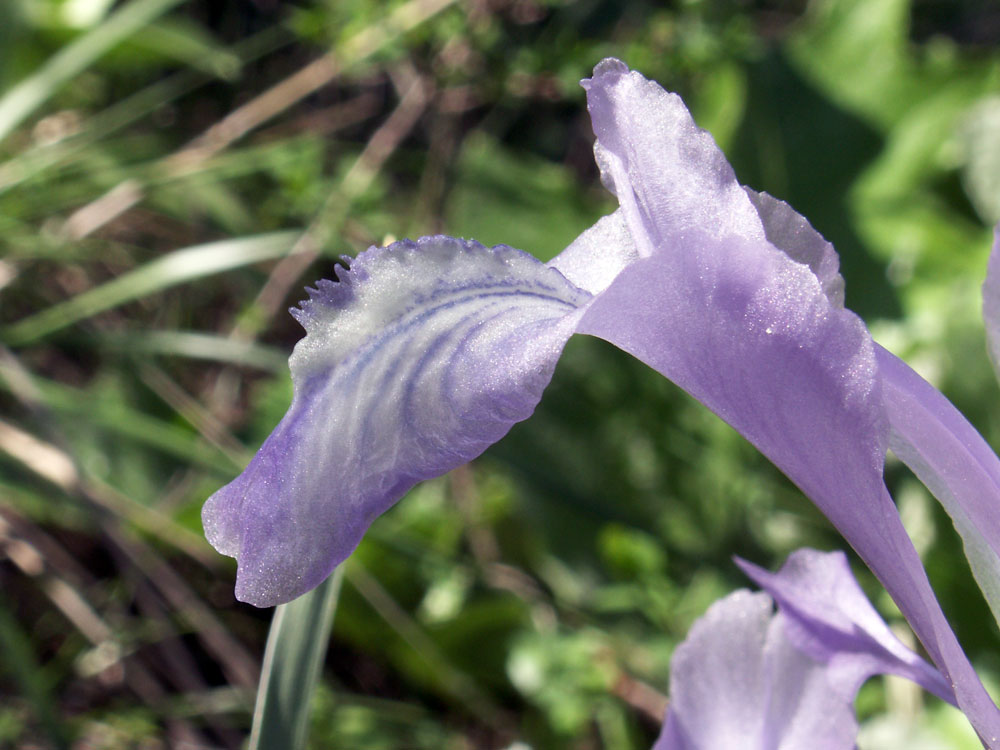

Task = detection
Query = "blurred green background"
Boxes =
[0,0,999,747]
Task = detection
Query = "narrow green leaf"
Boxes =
[0,601,70,749]
[128,18,242,80]
[0,25,291,197]
[2,231,300,345]
[0,0,188,144]
[249,569,344,750]
[0,372,243,471]
[101,331,288,372]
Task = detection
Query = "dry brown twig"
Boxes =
[0,510,217,747]
[0,416,258,687]
[60,0,458,241]
[207,65,434,421]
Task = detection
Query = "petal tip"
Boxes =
[593,57,629,78]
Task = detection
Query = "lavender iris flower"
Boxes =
[203,59,1000,743]
[656,549,952,750]
[656,591,860,750]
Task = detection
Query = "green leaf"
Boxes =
[445,133,610,261]
[0,371,244,472]
[0,0,188,144]
[2,230,300,344]
[786,0,912,128]
[100,330,288,372]
[960,96,1000,224]
[249,568,344,750]
[124,17,241,80]
[0,601,70,749]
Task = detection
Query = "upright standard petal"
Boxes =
[203,236,590,606]
[582,58,766,258]
[575,59,1000,743]
[654,590,857,750]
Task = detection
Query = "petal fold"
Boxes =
[744,188,846,308]
[548,208,638,295]
[203,236,590,606]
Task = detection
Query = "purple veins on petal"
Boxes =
[201,55,1000,745]
[202,236,591,607]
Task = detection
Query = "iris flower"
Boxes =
[656,549,953,749]
[204,59,1000,744]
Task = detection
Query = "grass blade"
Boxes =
[101,330,288,372]
[249,568,344,750]
[2,231,300,345]
[0,25,291,197]
[0,0,187,144]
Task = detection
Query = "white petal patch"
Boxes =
[548,208,639,295]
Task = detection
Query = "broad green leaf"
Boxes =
[786,0,912,128]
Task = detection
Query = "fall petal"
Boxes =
[202,236,590,606]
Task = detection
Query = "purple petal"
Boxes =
[736,549,953,704]
[582,59,767,259]
[878,343,1000,632]
[548,208,638,294]
[744,188,846,308]
[983,225,1000,376]
[577,59,1000,743]
[202,236,590,606]
[654,590,857,750]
